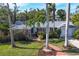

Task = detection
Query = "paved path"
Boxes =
[48,44,68,56]
[69,40,79,48]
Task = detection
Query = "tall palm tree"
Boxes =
[7,3,15,47]
[48,3,56,31]
[45,3,49,49]
[76,5,79,13]
[65,3,70,47]
[13,3,17,24]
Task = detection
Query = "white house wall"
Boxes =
[60,26,76,38]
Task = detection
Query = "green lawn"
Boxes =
[0,39,79,56]
[49,39,79,55]
[49,38,64,49]
[0,41,43,56]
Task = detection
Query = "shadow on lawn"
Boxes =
[14,45,41,50]
[0,40,34,45]
[49,39,64,43]
[62,48,79,53]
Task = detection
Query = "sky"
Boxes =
[9,3,79,13]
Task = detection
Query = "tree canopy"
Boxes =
[71,13,79,26]
[25,9,46,27]
[56,9,66,21]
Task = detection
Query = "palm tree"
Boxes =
[48,3,56,31]
[45,3,49,49]
[13,3,17,24]
[44,3,56,49]
[76,5,79,13]
[7,3,15,47]
[64,3,70,47]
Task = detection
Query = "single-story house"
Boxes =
[34,21,77,38]
[11,21,77,38]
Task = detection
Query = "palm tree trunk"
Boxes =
[65,3,70,47]
[7,3,15,47]
[13,3,17,24]
[45,3,49,49]
[53,11,55,31]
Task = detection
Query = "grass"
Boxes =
[0,41,43,56]
[0,38,79,56]
[49,38,79,55]
[49,38,64,49]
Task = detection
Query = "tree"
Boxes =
[26,9,37,27]
[7,3,15,47]
[48,3,56,31]
[34,9,46,26]
[0,5,9,32]
[71,13,79,27]
[0,4,8,22]
[45,3,50,49]
[65,3,70,47]
[57,9,66,21]
[26,8,46,27]
[76,5,79,13]
[16,12,26,20]
[13,3,17,24]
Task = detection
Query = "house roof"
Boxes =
[35,21,75,28]
[11,21,26,30]
[11,21,75,29]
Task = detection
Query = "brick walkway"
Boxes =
[48,44,68,56]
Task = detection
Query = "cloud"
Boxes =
[4,3,29,10]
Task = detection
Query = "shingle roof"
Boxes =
[35,21,75,28]
[11,21,26,30]
[11,21,75,29]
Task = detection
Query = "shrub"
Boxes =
[73,29,79,39]
[37,32,45,39]
[14,30,26,41]
[0,23,9,31]
[49,28,61,38]
[0,34,4,40]
[37,28,61,39]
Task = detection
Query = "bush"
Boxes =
[37,32,45,39]
[0,23,9,31]
[49,28,61,38]
[37,28,61,39]
[0,34,4,40]
[0,33,10,43]
[73,29,79,39]
[14,30,26,41]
